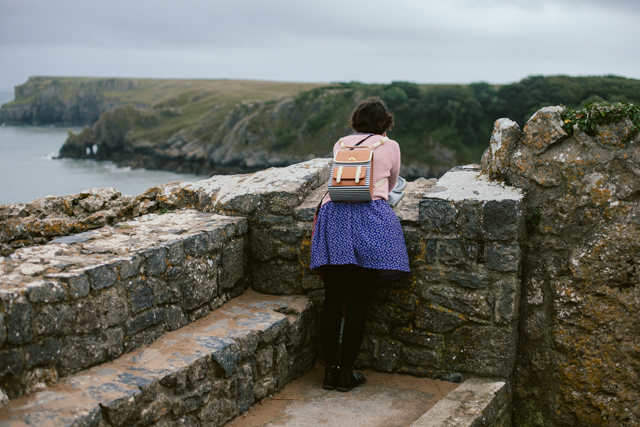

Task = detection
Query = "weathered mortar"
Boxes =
[482,107,640,426]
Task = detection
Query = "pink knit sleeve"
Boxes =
[387,141,401,193]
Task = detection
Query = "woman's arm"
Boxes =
[387,141,401,192]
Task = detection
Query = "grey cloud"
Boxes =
[0,0,638,91]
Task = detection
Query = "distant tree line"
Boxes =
[338,75,640,164]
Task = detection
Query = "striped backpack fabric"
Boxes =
[328,135,388,202]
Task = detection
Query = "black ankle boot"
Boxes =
[337,367,366,392]
[323,365,339,390]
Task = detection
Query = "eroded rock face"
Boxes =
[481,118,523,180]
[483,107,640,426]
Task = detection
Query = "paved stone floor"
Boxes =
[224,364,459,427]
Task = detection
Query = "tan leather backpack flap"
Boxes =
[334,150,372,163]
[332,166,367,186]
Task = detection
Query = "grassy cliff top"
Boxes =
[6,76,327,106]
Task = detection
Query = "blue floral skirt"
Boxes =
[310,200,410,281]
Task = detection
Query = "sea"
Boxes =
[0,91,209,205]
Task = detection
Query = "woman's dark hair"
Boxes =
[349,97,395,135]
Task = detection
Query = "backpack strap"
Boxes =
[340,135,388,150]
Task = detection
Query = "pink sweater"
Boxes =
[322,133,401,205]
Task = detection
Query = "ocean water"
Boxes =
[0,123,209,205]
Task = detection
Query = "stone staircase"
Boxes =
[0,290,315,426]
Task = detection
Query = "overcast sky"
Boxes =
[0,0,638,92]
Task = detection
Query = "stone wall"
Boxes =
[482,108,640,426]
[244,167,524,387]
[0,211,248,399]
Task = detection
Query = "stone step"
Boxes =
[220,366,508,427]
[0,290,316,427]
[0,211,248,400]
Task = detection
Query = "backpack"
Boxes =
[328,134,388,202]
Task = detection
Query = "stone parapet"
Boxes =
[0,291,316,426]
[0,211,248,399]
[357,166,524,381]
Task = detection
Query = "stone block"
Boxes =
[2,294,33,344]
[252,261,303,295]
[482,200,521,241]
[166,241,186,266]
[86,264,118,292]
[188,304,211,322]
[34,304,75,336]
[494,277,520,325]
[437,239,474,266]
[392,327,445,350]
[485,242,519,272]
[254,346,274,377]
[46,272,90,299]
[0,348,23,376]
[151,277,180,305]
[59,335,110,375]
[424,239,437,264]
[144,247,167,276]
[127,277,155,314]
[415,302,466,333]
[271,225,304,244]
[164,305,188,331]
[113,256,142,281]
[376,339,403,372]
[25,338,62,368]
[445,324,517,377]
[25,280,67,303]
[425,286,491,319]
[368,299,414,324]
[197,336,239,378]
[419,199,458,234]
[460,202,480,239]
[204,227,224,252]
[98,286,128,328]
[182,386,212,415]
[250,227,274,262]
[180,258,217,311]
[105,327,124,359]
[220,239,244,291]
[450,271,488,289]
[183,233,208,256]
[403,345,442,368]
[236,363,255,413]
[76,299,100,334]
[127,308,165,335]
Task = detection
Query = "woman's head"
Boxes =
[349,97,395,135]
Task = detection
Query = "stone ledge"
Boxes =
[410,377,510,427]
[0,291,316,426]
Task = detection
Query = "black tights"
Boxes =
[319,264,374,368]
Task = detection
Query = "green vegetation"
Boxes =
[561,101,640,143]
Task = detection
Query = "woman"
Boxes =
[310,97,410,392]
